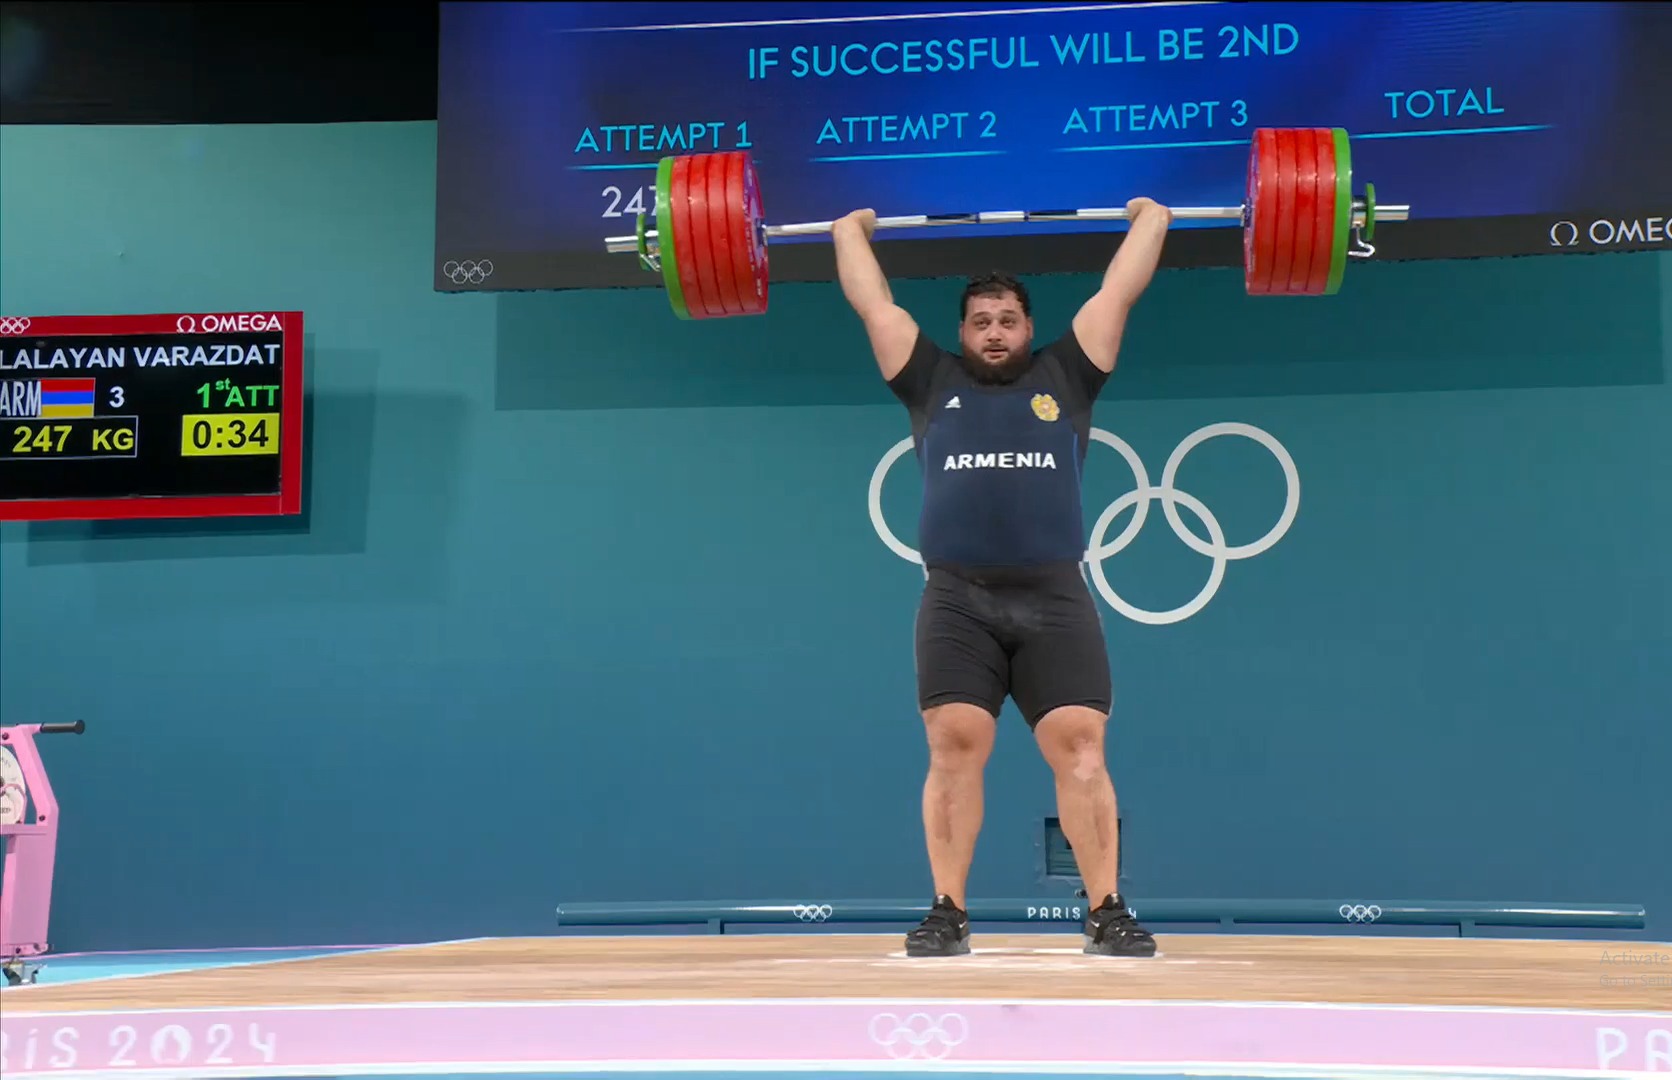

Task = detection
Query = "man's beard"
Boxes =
[959,345,1033,385]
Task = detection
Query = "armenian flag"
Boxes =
[39,378,95,419]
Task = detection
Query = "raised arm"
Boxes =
[1070,197,1174,373]
[833,209,920,381]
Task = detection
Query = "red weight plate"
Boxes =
[669,156,714,319]
[1250,128,1270,294]
[737,152,769,315]
[721,152,760,316]
[1307,128,1338,296]
[1244,129,1281,295]
[1269,129,1299,295]
[703,153,743,316]
[1284,129,1319,294]
[1256,130,1282,295]
[682,154,726,319]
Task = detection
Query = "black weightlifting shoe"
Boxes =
[905,895,971,957]
[1083,892,1157,957]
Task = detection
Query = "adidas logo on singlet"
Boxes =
[943,451,1058,470]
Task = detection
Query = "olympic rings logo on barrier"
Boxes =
[868,422,1300,625]
[791,904,834,922]
[1340,904,1383,922]
[442,259,495,285]
[867,1011,969,1060]
[0,317,32,335]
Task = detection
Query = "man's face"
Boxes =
[959,290,1034,383]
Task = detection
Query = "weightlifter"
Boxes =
[833,198,1172,959]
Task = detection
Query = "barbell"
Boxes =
[603,126,1409,320]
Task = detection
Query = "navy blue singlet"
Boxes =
[889,329,1108,573]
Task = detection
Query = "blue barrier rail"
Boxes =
[554,898,1647,936]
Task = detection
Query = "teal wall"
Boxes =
[2,122,1667,950]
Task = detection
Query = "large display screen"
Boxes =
[0,312,305,523]
[434,1,1671,293]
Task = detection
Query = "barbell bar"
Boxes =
[602,127,1410,320]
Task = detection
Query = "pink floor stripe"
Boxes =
[4,1000,1670,1076]
[42,943,406,960]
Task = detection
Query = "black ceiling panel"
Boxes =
[1,1,439,125]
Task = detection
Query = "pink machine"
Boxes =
[0,719,85,987]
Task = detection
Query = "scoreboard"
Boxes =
[0,312,305,523]
[434,1,1672,292]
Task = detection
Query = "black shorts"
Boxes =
[914,562,1112,728]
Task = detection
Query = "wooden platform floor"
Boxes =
[16,932,1672,1014]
